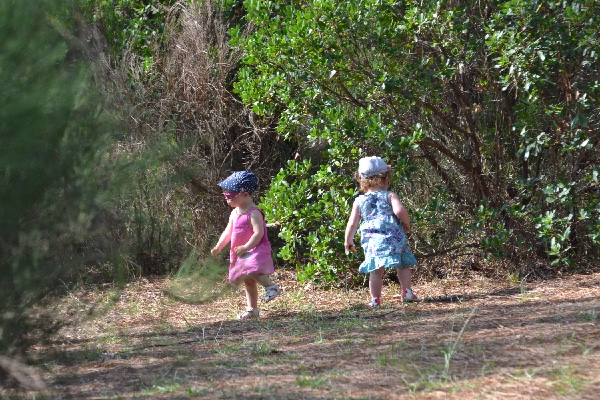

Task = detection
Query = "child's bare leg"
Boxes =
[369,267,385,298]
[251,274,275,288]
[396,266,412,290]
[250,273,281,302]
[244,278,259,309]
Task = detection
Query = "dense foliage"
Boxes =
[234,0,600,282]
[84,0,178,67]
[0,0,114,354]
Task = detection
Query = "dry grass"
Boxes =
[3,269,600,399]
[89,0,292,270]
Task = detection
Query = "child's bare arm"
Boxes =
[233,209,264,257]
[211,210,235,256]
[389,192,411,233]
[344,200,360,253]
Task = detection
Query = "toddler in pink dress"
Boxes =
[228,205,274,283]
[211,171,281,319]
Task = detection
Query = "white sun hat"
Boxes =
[358,156,391,178]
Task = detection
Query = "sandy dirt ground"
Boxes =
[3,269,599,399]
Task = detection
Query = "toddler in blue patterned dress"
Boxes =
[344,156,419,308]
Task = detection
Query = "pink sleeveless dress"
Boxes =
[228,206,274,284]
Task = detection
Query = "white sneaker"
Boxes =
[238,308,260,319]
[402,288,419,302]
[264,284,281,302]
[368,297,381,308]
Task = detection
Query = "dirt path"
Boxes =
[5,270,600,399]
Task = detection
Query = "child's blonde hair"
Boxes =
[355,170,390,193]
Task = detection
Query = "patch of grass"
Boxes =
[517,278,540,303]
[377,351,399,367]
[442,308,476,379]
[152,319,176,334]
[556,332,597,358]
[99,288,122,309]
[536,315,563,324]
[98,326,129,345]
[507,272,521,285]
[578,341,596,357]
[329,369,348,378]
[298,308,325,323]
[257,318,281,332]
[338,343,357,356]
[478,361,494,377]
[376,341,407,366]
[403,308,423,322]
[126,299,142,315]
[363,338,376,346]
[314,327,325,344]
[280,288,305,310]
[215,340,244,355]
[333,315,378,332]
[504,368,540,383]
[142,380,181,395]
[578,309,597,322]
[296,368,330,389]
[400,364,447,393]
[185,386,210,397]
[76,345,106,362]
[450,379,480,394]
[533,335,547,344]
[250,341,274,359]
[281,310,341,338]
[398,309,477,393]
[345,299,367,310]
[548,366,589,396]
[116,348,134,358]
[247,377,281,396]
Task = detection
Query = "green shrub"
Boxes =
[235,0,600,280]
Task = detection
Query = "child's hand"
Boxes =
[344,243,356,254]
[234,245,248,257]
[211,247,219,257]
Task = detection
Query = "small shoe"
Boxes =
[264,284,281,302]
[402,288,419,302]
[368,297,381,309]
[238,307,260,320]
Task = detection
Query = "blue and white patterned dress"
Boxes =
[357,190,417,274]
